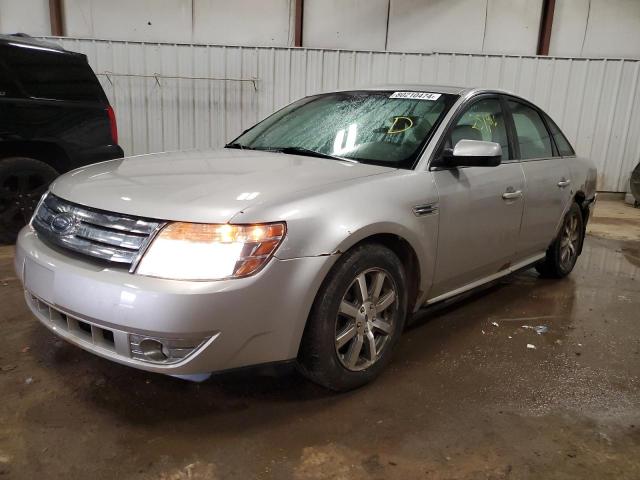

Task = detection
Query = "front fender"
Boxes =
[233,170,440,305]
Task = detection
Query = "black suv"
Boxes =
[0,34,123,242]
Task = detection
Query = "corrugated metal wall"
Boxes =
[51,37,640,192]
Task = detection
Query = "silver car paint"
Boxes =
[49,148,392,224]
[16,228,339,372]
[15,85,597,377]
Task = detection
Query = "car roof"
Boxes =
[358,84,515,96]
[0,33,79,56]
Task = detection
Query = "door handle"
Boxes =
[502,189,523,200]
[557,178,571,188]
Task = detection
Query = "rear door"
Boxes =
[428,95,525,299]
[504,97,572,259]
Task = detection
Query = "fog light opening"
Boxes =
[139,339,168,362]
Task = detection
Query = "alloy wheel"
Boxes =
[334,267,398,371]
[0,171,49,225]
[559,209,581,270]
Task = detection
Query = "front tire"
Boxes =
[0,157,58,244]
[535,202,584,278]
[297,243,408,391]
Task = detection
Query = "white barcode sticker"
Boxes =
[389,91,441,101]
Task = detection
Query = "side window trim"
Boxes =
[428,93,513,170]
[504,95,557,162]
[539,109,560,157]
[499,94,520,161]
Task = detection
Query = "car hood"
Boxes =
[50,149,393,223]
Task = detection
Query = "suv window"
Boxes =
[445,97,510,158]
[544,114,575,156]
[508,100,553,159]
[2,46,105,102]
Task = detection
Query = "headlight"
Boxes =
[136,222,286,281]
[30,191,49,228]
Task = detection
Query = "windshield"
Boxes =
[228,90,458,169]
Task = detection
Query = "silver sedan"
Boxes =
[15,85,597,390]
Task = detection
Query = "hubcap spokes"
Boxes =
[335,268,397,371]
[0,173,49,224]
[560,212,579,268]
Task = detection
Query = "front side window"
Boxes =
[229,91,457,168]
[443,97,510,158]
[508,100,553,159]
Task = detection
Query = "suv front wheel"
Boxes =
[0,157,58,244]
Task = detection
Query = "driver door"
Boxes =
[428,95,526,299]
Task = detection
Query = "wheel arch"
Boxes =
[573,190,589,255]
[330,223,426,315]
[573,189,587,216]
[0,141,71,173]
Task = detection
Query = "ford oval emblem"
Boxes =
[50,212,77,235]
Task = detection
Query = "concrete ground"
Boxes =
[0,197,639,480]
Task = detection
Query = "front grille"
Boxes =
[32,193,162,269]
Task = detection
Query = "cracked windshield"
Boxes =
[229,91,456,167]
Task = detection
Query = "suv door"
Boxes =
[505,97,572,259]
[428,95,526,299]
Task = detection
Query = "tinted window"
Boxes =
[508,100,553,159]
[2,45,105,102]
[446,97,510,158]
[544,114,575,156]
[232,91,457,169]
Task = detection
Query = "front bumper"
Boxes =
[15,228,336,376]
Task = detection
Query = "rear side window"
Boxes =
[2,45,105,102]
[508,100,553,159]
[544,114,575,156]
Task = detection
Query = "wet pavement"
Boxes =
[0,200,639,479]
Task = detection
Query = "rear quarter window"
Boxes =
[544,114,575,156]
[2,45,106,103]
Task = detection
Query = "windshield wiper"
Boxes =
[225,142,247,149]
[268,146,356,162]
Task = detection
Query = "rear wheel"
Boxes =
[0,157,58,244]
[297,243,408,391]
[535,202,584,278]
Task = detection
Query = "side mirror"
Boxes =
[440,139,502,167]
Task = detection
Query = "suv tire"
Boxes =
[0,157,58,244]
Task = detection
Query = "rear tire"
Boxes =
[0,157,58,244]
[297,243,408,391]
[535,202,584,278]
